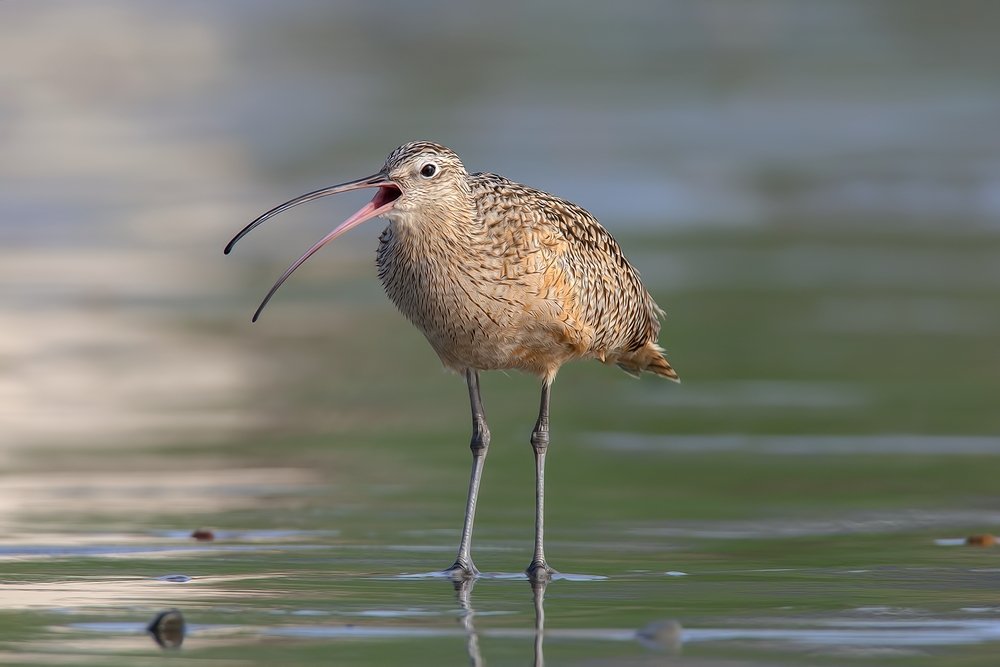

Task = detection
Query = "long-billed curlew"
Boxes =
[226,141,678,580]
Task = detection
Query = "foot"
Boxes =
[444,560,480,581]
[525,560,557,582]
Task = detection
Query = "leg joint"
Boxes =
[530,428,548,452]
[471,420,490,454]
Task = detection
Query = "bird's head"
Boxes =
[224,141,468,321]
[380,141,471,222]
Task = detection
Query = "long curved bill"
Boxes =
[224,172,400,322]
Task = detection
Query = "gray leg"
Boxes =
[526,381,557,580]
[449,369,490,578]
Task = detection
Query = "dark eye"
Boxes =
[420,163,437,178]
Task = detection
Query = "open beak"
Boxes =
[224,172,401,322]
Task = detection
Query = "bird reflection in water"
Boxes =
[452,575,550,667]
[453,576,484,667]
[530,578,547,667]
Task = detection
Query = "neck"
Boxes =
[388,198,476,244]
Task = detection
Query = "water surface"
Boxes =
[1,2,999,665]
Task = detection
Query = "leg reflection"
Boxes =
[450,573,551,667]
[453,576,484,667]
[530,576,548,667]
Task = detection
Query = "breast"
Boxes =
[375,222,588,376]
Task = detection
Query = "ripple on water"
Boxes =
[591,433,1000,455]
[65,617,1000,650]
[386,571,606,581]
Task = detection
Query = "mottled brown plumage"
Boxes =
[375,141,677,384]
[226,141,678,580]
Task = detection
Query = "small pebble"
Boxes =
[966,534,996,547]
[147,609,185,649]
[191,529,215,541]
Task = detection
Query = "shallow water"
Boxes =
[2,2,1000,665]
[4,448,1000,665]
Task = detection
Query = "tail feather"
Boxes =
[612,343,679,382]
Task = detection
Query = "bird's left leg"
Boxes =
[526,380,557,580]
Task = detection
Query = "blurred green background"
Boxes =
[2,2,1000,665]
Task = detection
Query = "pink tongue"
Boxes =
[373,185,399,208]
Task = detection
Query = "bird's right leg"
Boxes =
[448,369,490,578]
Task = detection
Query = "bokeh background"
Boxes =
[2,1,1000,664]
[4,1,999,454]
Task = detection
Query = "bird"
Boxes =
[225,141,678,580]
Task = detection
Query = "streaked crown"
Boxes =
[383,141,466,176]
